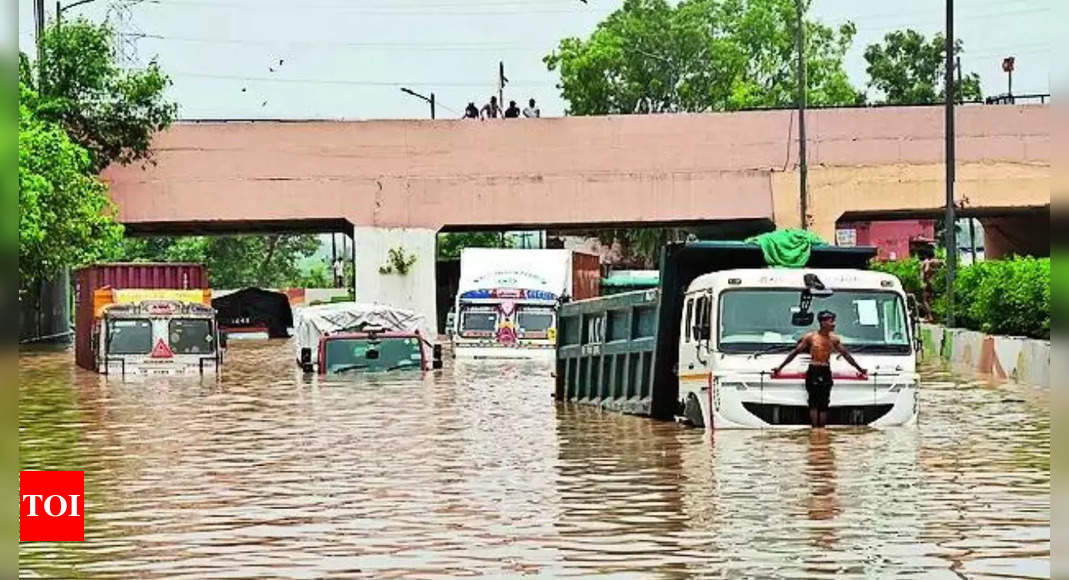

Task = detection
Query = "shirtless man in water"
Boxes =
[772,310,867,428]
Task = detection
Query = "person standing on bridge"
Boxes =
[771,310,867,428]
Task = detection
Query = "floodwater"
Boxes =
[20,340,1049,579]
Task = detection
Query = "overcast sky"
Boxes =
[18,0,1054,120]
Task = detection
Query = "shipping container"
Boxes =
[74,263,209,371]
[570,251,602,301]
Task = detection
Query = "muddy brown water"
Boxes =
[19,340,1049,579]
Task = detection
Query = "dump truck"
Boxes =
[555,239,921,429]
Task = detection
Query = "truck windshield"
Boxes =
[718,289,910,354]
[169,319,215,354]
[106,319,153,354]
[459,307,496,336]
[324,337,423,373]
[517,307,554,335]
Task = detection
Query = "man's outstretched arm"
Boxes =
[834,338,867,375]
[773,336,809,375]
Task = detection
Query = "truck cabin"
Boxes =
[455,288,558,343]
[691,271,912,357]
[96,300,224,375]
[308,327,441,374]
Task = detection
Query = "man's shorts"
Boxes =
[805,365,833,411]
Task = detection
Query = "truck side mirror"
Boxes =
[432,344,443,369]
[300,347,314,372]
[219,331,228,349]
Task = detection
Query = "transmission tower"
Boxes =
[105,0,146,67]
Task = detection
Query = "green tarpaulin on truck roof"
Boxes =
[744,229,829,268]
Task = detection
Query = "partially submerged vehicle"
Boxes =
[212,287,294,339]
[555,238,920,429]
[294,302,442,374]
[92,288,226,377]
[451,248,600,360]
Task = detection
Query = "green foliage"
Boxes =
[298,262,332,288]
[872,256,1049,339]
[120,234,321,289]
[544,0,862,115]
[869,257,923,297]
[863,29,982,104]
[19,81,123,292]
[437,232,512,260]
[378,247,417,275]
[31,18,176,172]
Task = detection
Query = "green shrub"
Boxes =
[869,257,923,296]
[869,256,1049,339]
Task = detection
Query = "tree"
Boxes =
[19,81,124,292]
[30,18,176,172]
[437,232,513,261]
[863,29,982,105]
[120,235,322,289]
[544,0,862,116]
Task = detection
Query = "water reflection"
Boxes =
[18,342,1049,578]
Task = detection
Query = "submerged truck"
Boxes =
[555,239,920,429]
[451,248,600,359]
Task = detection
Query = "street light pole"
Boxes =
[400,87,436,119]
[943,0,957,327]
[55,0,101,27]
[795,0,808,230]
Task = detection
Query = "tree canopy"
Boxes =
[30,18,177,172]
[863,29,982,105]
[19,80,124,291]
[544,0,861,115]
[120,235,323,289]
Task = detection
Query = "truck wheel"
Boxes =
[684,393,705,428]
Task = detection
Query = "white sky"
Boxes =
[18,0,1054,120]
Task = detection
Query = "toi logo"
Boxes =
[20,471,84,542]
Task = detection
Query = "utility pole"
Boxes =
[400,87,435,119]
[943,0,957,327]
[498,61,507,110]
[795,0,808,230]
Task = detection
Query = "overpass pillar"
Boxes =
[353,226,439,338]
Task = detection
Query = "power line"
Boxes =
[139,33,549,51]
[172,71,555,88]
[142,0,590,16]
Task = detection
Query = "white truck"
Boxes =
[451,248,600,360]
[555,240,920,429]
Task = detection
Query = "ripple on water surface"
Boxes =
[19,341,1049,579]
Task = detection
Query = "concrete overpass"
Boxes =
[101,104,1050,328]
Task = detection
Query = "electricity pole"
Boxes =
[795,0,808,230]
[943,0,957,326]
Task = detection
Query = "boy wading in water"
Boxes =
[772,311,867,428]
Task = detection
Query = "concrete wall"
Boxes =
[101,105,1048,233]
[920,323,1050,389]
[353,227,438,338]
[836,219,935,260]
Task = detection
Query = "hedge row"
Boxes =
[869,256,1050,340]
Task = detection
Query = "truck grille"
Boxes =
[741,402,894,426]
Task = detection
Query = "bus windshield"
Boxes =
[324,337,424,373]
[718,289,910,354]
